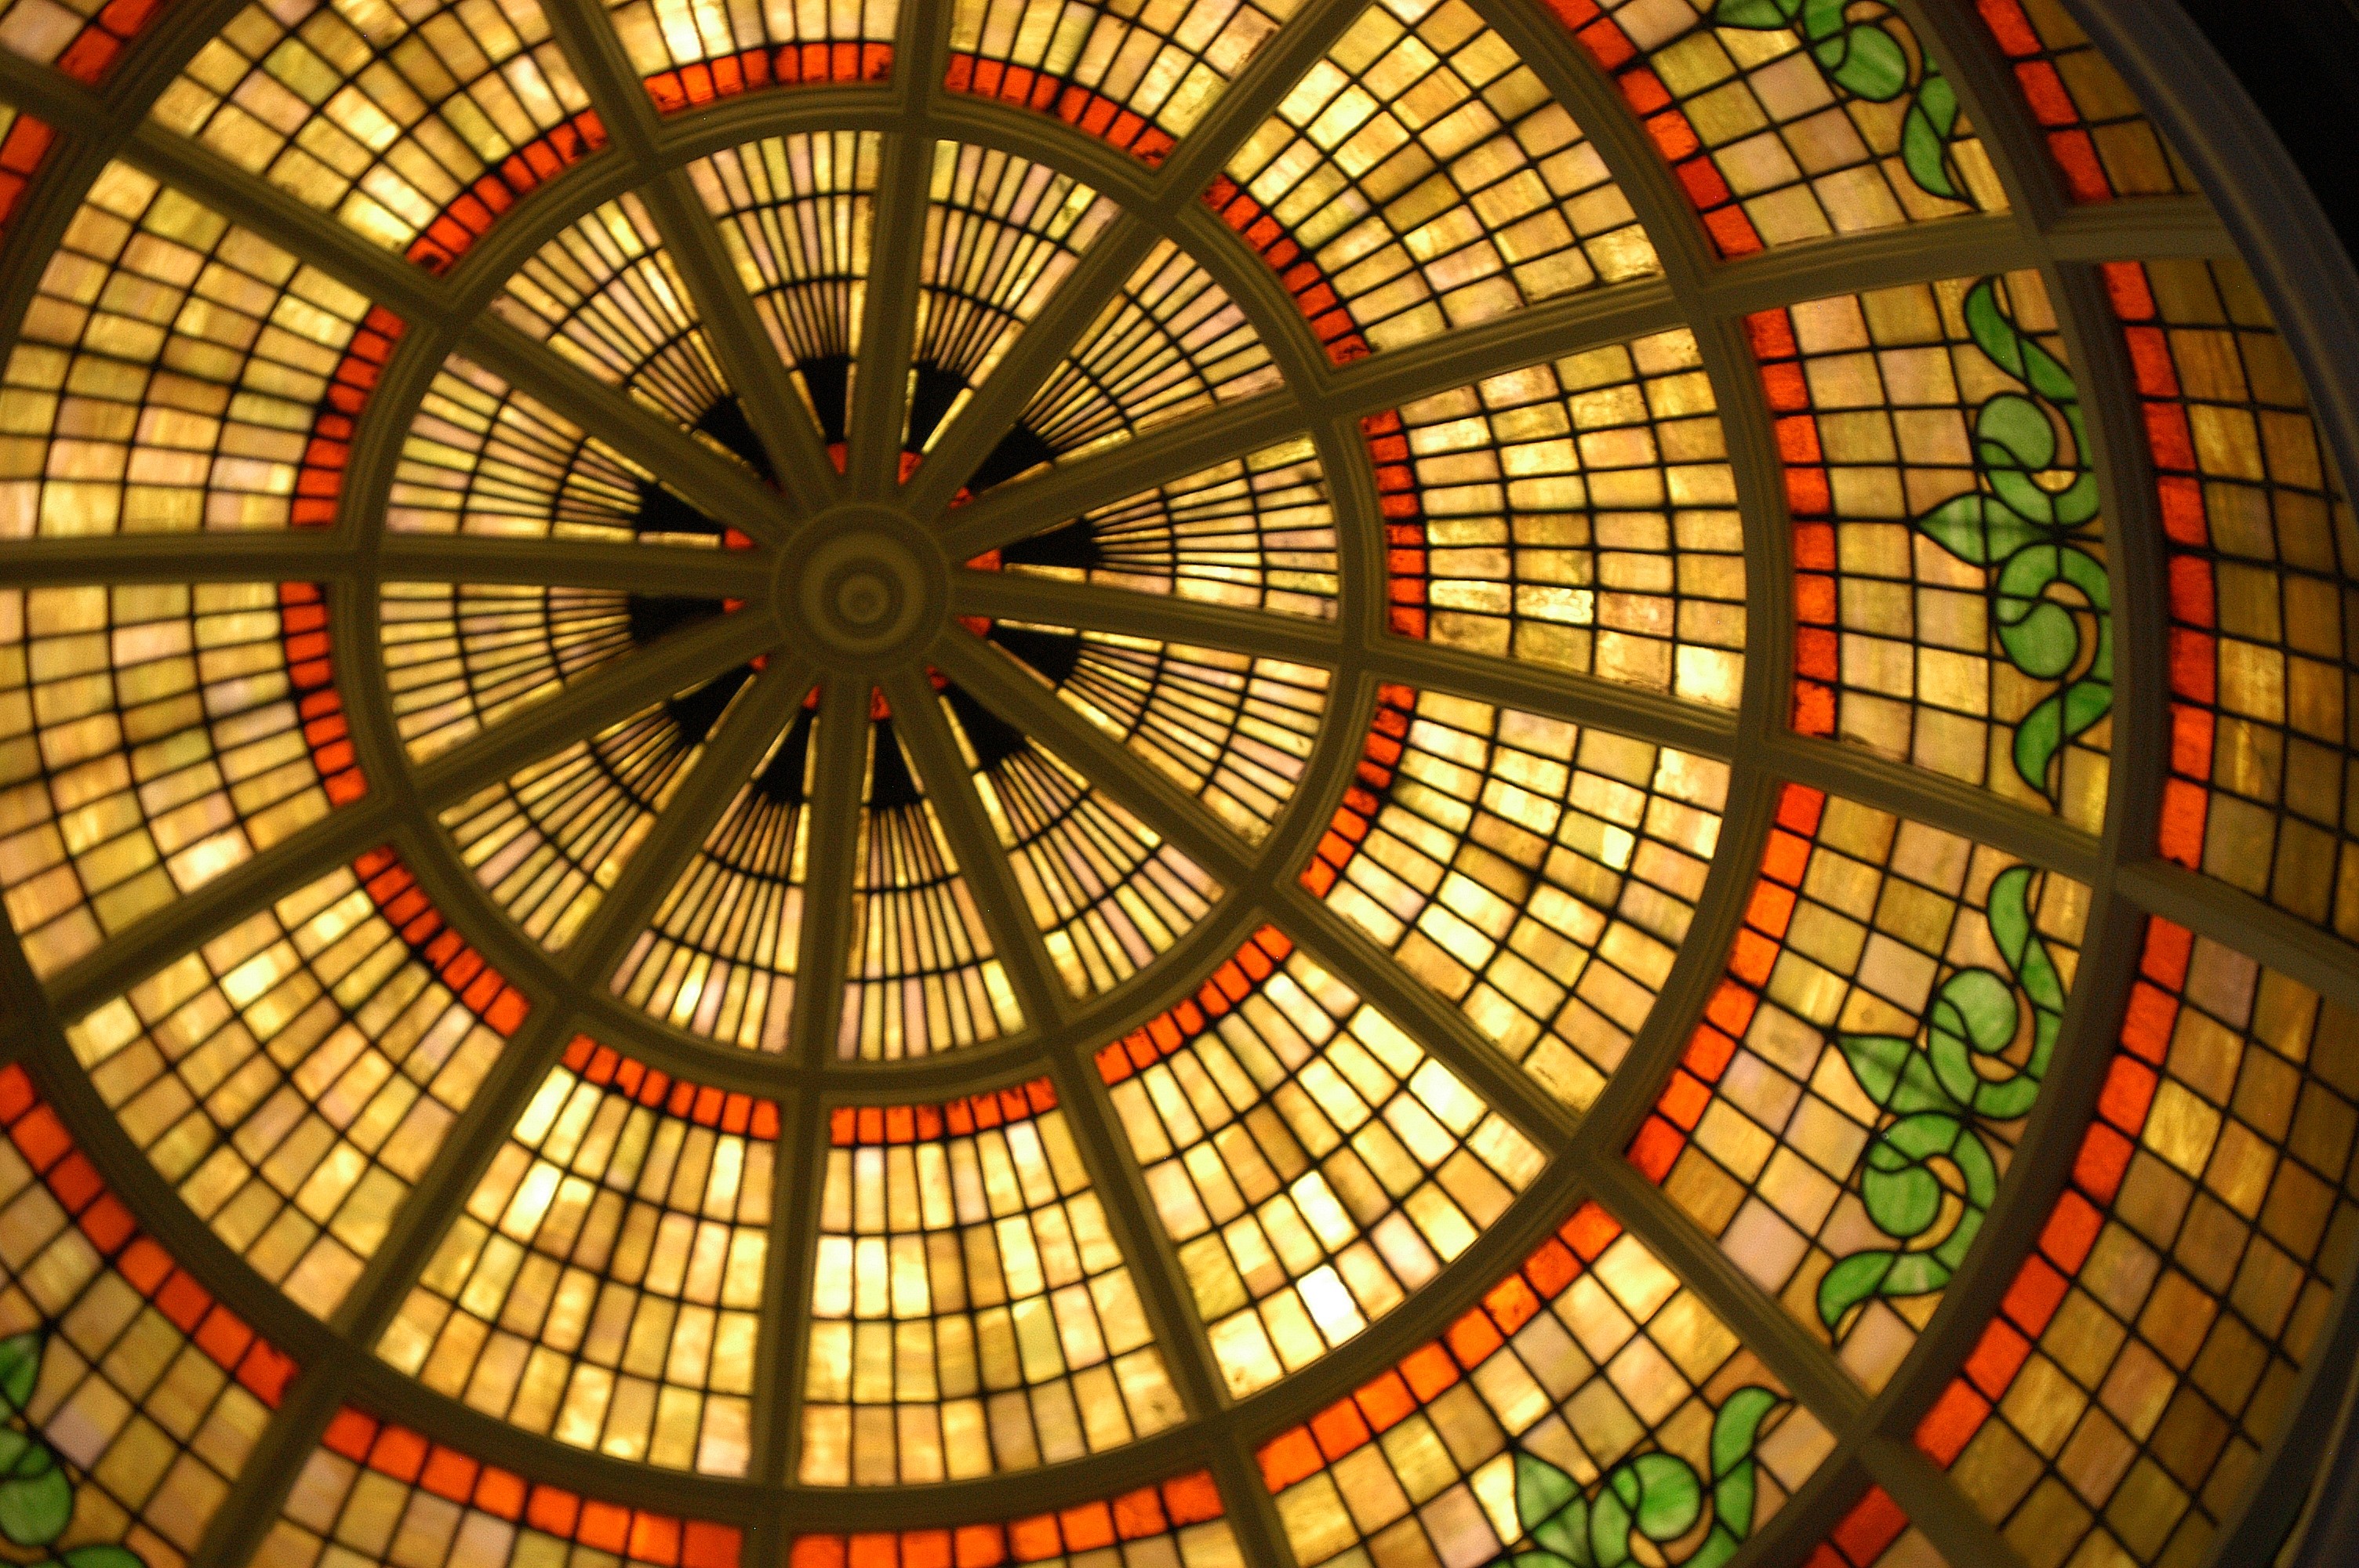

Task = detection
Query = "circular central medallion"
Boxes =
[781,504,946,665]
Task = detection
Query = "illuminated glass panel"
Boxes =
[1100,925,1543,1397]
[379,1037,777,1475]
[0,107,52,239]
[1547,0,2004,256]
[691,132,878,433]
[0,0,160,79]
[908,145,1119,480]
[993,440,1338,621]
[611,707,813,1052]
[381,583,707,762]
[0,164,384,539]
[1809,1488,1950,1568]
[1015,238,1279,469]
[801,1080,1183,1483]
[392,357,725,543]
[1630,785,2092,1391]
[984,621,1331,848]
[1976,0,2194,201]
[787,1472,1238,1566]
[1398,329,1746,705]
[0,1065,294,1568]
[940,683,1222,1000]
[2115,259,2359,946]
[0,581,361,978]
[947,0,1297,163]
[495,197,747,439]
[613,0,896,113]
[1306,691,1729,1110]
[843,713,1027,1058]
[256,1408,743,1568]
[1763,270,2112,832]
[64,848,525,1316]
[1212,0,1654,360]
[1258,1201,1834,1566]
[441,671,751,952]
[151,0,595,265]
[1914,920,2359,1567]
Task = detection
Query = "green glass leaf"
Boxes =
[0,1448,71,1548]
[1818,1249,1896,1327]
[1839,1032,1964,1116]
[1914,495,2050,565]
[1518,1450,1579,1531]
[1860,1155,1944,1237]
[1824,23,1908,101]
[1901,71,1963,198]
[60,1549,151,1568]
[1628,1454,1703,1541]
[1712,0,1797,27]
[0,1336,40,1415]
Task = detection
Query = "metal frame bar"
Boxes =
[0,0,2347,1561]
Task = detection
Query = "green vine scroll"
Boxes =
[1818,866,2066,1329]
[1492,1387,1784,1567]
[0,1333,144,1568]
[1710,0,1973,202]
[1913,277,2111,800]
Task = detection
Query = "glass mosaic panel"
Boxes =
[947,0,1297,164]
[1762,271,2112,831]
[254,1408,742,1568]
[1396,329,1746,705]
[1259,1200,1834,1566]
[1915,920,2359,1568]
[150,0,595,267]
[1540,0,2005,256]
[2114,259,2359,946]
[0,165,386,538]
[1211,0,1654,361]
[1,581,362,978]
[0,1065,294,1568]
[1100,924,1543,1397]
[379,1037,776,1475]
[1630,784,2091,1391]
[801,1079,1182,1483]
[841,710,1027,1059]
[1305,690,1729,1110]
[64,848,525,1316]
[613,0,897,112]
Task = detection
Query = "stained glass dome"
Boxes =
[0,0,2354,1564]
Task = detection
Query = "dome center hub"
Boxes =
[780,506,944,665]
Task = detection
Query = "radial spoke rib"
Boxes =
[412,607,783,809]
[571,658,820,982]
[845,129,933,496]
[876,664,1067,1026]
[898,215,1162,517]
[949,571,1343,667]
[926,628,1256,884]
[40,797,399,1025]
[0,531,362,585]
[376,534,772,597]
[934,387,1310,558]
[787,677,874,1058]
[1361,633,1738,760]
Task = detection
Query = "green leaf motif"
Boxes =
[1906,279,2111,800]
[0,1334,40,1416]
[0,1427,70,1548]
[1709,0,1969,201]
[1494,1392,1787,1568]
[1819,869,2066,1329]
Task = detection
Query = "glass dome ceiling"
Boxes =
[0,0,2353,1565]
